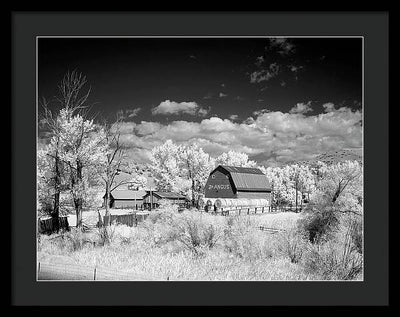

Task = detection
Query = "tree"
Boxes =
[100,120,126,223]
[215,150,257,168]
[149,140,214,205]
[180,143,215,205]
[315,160,363,215]
[150,140,184,193]
[264,164,316,210]
[57,109,108,228]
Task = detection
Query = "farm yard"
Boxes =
[36,70,364,281]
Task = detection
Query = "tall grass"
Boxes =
[37,206,362,281]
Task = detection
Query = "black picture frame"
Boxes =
[11,11,389,306]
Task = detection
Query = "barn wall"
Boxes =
[113,199,143,209]
[204,169,236,198]
[143,195,161,204]
[236,191,271,201]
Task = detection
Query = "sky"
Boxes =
[38,37,363,167]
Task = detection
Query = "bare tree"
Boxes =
[101,119,125,225]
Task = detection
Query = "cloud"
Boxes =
[255,56,265,66]
[250,63,280,83]
[288,64,304,73]
[323,102,336,113]
[229,114,239,121]
[152,100,210,116]
[116,107,142,120]
[219,92,228,98]
[112,104,362,166]
[267,38,296,55]
[289,102,313,114]
[203,93,213,99]
[126,107,141,118]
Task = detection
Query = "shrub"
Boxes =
[299,204,339,244]
[222,215,276,260]
[96,224,118,246]
[276,229,307,264]
[302,217,363,280]
[173,211,224,256]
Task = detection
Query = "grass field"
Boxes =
[37,208,362,281]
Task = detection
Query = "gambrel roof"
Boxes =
[212,165,271,192]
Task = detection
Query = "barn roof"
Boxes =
[214,165,271,191]
[145,191,187,199]
[109,190,146,200]
[219,165,264,175]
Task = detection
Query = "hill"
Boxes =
[295,148,363,166]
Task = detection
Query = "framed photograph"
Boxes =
[12,11,389,306]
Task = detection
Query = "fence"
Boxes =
[37,262,154,281]
[100,212,149,227]
[258,226,286,234]
[202,204,303,216]
[38,216,70,234]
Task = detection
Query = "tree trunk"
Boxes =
[104,181,111,226]
[52,151,61,233]
[75,160,83,229]
[52,192,60,233]
[295,180,298,213]
[191,179,195,207]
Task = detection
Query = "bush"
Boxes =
[173,211,224,256]
[96,224,118,246]
[222,215,276,260]
[302,216,363,280]
[276,229,307,264]
[299,204,339,244]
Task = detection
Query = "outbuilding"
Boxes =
[105,190,146,209]
[204,165,272,201]
[143,191,189,210]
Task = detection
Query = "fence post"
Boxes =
[94,267,97,280]
[38,262,41,275]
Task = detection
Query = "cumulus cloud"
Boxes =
[229,114,239,121]
[152,100,210,116]
[219,92,228,98]
[115,103,362,166]
[323,102,336,113]
[289,102,313,114]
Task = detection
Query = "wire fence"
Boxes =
[37,261,155,281]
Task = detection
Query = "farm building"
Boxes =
[143,191,189,210]
[104,190,146,209]
[204,165,272,201]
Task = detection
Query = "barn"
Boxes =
[105,190,146,209]
[204,165,272,201]
[143,191,189,210]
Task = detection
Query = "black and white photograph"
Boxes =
[35,35,365,282]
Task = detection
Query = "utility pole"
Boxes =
[149,187,152,211]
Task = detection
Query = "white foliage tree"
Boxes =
[180,143,215,204]
[150,140,214,205]
[215,150,257,168]
[56,109,108,228]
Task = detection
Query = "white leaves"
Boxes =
[150,140,215,199]
[215,151,257,168]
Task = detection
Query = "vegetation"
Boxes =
[37,71,363,280]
